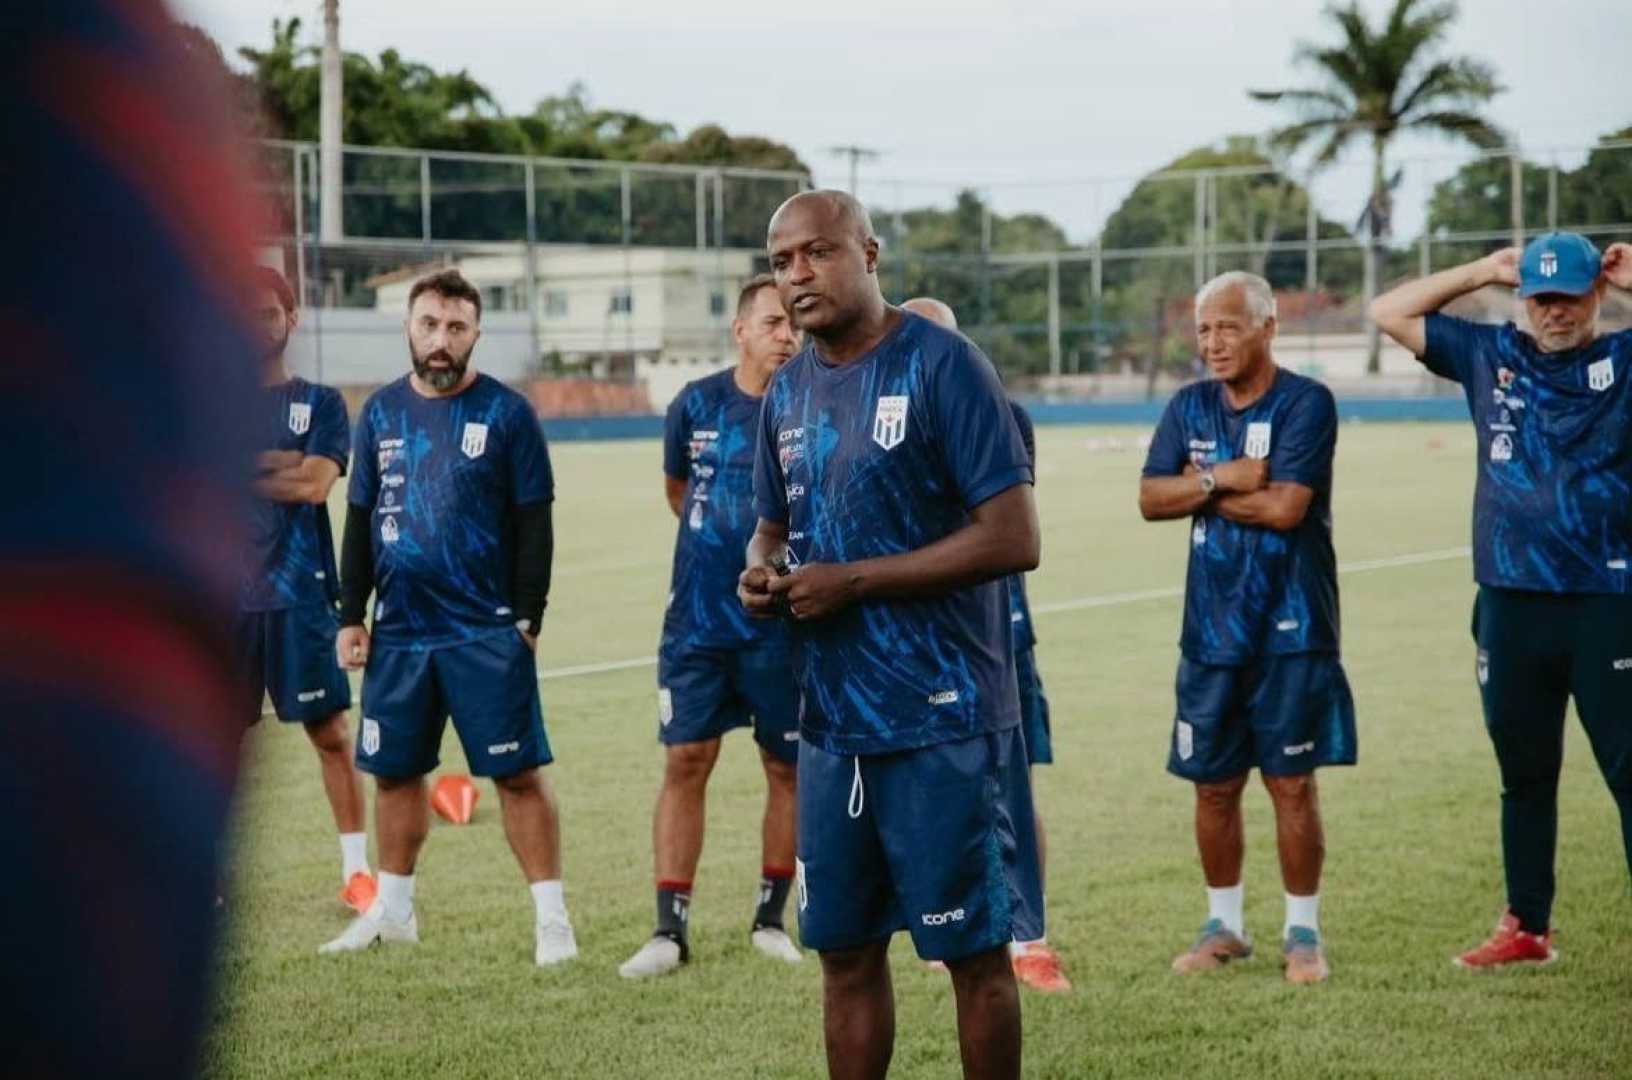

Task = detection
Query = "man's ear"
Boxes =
[863,236,880,275]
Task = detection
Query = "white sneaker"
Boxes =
[318,900,418,954]
[535,912,579,967]
[750,926,802,964]
[618,935,685,978]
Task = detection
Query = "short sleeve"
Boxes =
[346,402,377,506]
[929,339,1032,510]
[1270,384,1337,489]
[1141,396,1188,477]
[1421,313,1488,384]
[507,400,554,505]
[662,391,689,480]
[1009,400,1037,473]
[310,387,350,474]
[752,384,788,524]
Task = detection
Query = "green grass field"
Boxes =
[206,422,1631,1080]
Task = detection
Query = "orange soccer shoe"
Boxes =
[1454,911,1557,970]
[339,871,377,914]
[430,774,479,825]
[1013,944,1073,993]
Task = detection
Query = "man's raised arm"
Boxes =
[1369,248,1519,356]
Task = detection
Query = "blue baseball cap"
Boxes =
[1519,231,1601,298]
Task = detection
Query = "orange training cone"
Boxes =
[430,774,478,825]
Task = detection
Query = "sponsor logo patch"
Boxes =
[487,741,521,755]
[921,907,966,927]
[1490,432,1513,463]
[927,690,959,705]
[1283,741,1315,756]
[295,689,326,703]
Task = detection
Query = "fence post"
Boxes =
[524,160,540,370]
[1510,151,1524,250]
[1193,174,1206,291]
[1047,254,1062,379]
[1547,163,1558,230]
[420,153,432,246]
[695,172,707,251]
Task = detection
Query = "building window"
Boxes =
[609,287,633,315]
[484,286,507,312]
[543,289,568,318]
[709,292,727,317]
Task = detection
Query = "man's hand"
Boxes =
[1602,242,1632,291]
[1212,457,1269,494]
[738,565,780,618]
[1483,246,1521,288]
[336,625,370,671]
[257,449,303,472]
[766,563,858,621]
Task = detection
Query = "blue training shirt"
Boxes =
[242,377,349,612]
[753,311,1033,756]
[1142,369,1340,666]
[349,373,554,649]
[662,368,786,650]
[1423,314,1632,594]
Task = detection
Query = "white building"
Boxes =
[369,245,760,410]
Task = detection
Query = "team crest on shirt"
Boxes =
[1588,358,1615,392]
[287,402,311,435]
[873,395,909,451]
[1244,421,1272,459]
[461,422,488,459]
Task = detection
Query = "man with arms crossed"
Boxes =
[899,296,1070,995]
[240,266,375,912]
[1370,233,1632,967]
[742,192,1044,1080]
[619,274,804,978]
[321,270,576,965]
[1139,271,1354,985]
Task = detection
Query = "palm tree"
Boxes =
[1250,0,1505,373]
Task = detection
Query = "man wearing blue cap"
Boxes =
[1370,233,1632,969]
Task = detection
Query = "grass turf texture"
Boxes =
[207,422,1631,1080]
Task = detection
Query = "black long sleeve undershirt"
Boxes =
[511,499,553,635]
[338,503,374,627]
[338,499,554,633]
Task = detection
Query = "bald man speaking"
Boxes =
[741,192,1043,1080]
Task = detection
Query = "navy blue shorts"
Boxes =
[1167,653,1357,783]
[1014,648,1053,766]
[796,728,1044,962]
[356,630,551,780]
[233,603,351,726]
[657,640,799,765]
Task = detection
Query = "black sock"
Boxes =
[656,881,691,952]
[753,867,793,931]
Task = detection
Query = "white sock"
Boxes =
[530,880,566,922]
[377,871,415,923]
[1284,892,1320,937]
[1207,883,1245,935]
[1010,937,1046,956]
[339,833,369,881]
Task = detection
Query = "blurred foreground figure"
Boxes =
[1,3,263,1076]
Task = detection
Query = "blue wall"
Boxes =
[540,397,1469,442]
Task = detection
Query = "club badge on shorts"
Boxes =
[873,395,908,451]
[461,422,489,459]
[1244,421,1272,459]
[288,401,311,435]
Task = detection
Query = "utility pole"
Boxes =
[319,0,343,243]
[828,145,881,196]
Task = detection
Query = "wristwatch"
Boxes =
[1198,469,1218,496]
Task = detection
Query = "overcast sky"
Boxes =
[175,0,1629,242]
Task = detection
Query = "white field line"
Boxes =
[537,545,1470,683]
